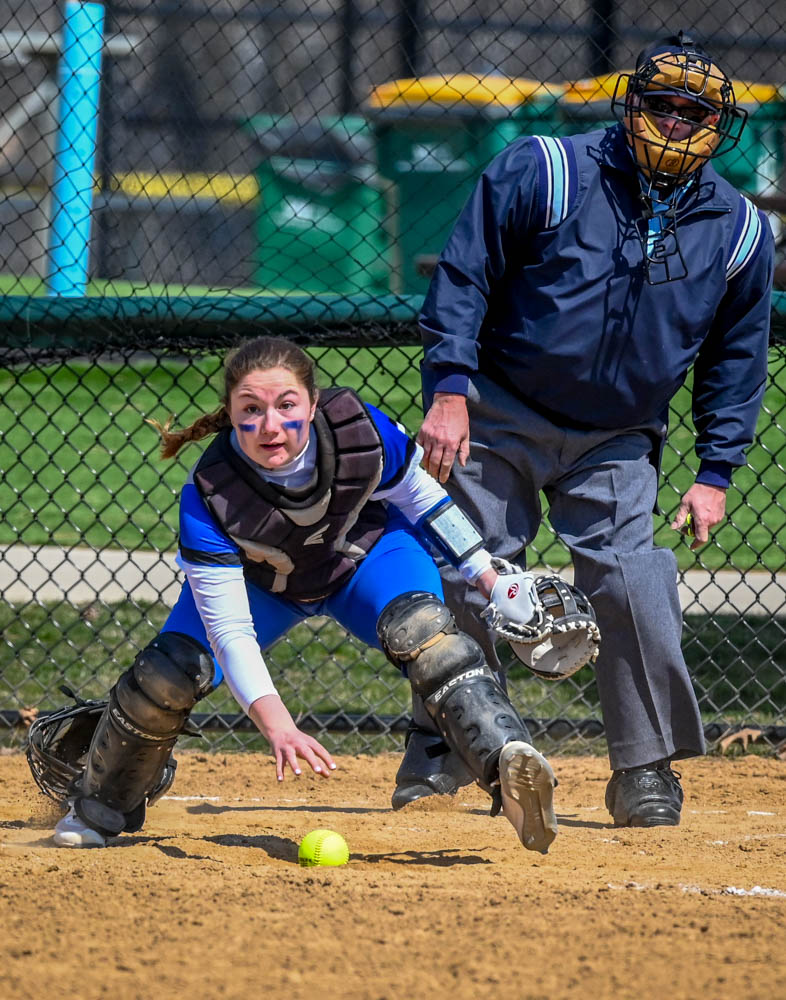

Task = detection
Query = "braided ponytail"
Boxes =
[146,407,232,459]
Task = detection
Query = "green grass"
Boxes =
[2,600,781,730]
[2,348,784,571]
[0,274,395,299]
[0,601,407,717]
[0,347,424,551]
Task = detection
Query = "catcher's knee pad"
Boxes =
[377,591,457,668]
[79,632,214,831]
[130,630,215,715]
[377,593,530,790]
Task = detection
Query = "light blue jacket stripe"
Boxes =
[534,135,569,227]
[727,197,762,281]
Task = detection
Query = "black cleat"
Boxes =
[391,726,473,810]
[605,760,684,827]
[391,772,466,810]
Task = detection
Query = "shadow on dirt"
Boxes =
[205,832,297,861]
[556,816,615,830]
[352,848,493,866]
[187,801,388,816]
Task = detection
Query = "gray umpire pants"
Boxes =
[440,373,705,771]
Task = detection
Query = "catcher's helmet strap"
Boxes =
[635,31,707,69]
[58,683,102,709]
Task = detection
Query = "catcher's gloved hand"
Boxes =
[480,558,551,642]
[26,686,107,802]
[26,684,184,806]
[483,568,601,680]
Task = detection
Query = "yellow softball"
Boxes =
[297,829,350,867]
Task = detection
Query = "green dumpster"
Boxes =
[713,81,785,196]
[246,115,392,295]
[559,74,786,197]
[367,75,563,295]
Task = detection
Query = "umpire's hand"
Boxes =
[417,392,470,483]
[670,482,728,551]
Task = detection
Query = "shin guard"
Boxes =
[77,632,213,834]
[378,593,531,794]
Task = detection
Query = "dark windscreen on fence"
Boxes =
[1,0,785,754]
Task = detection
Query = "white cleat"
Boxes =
[498,741,558,854]
[53,803,107,848]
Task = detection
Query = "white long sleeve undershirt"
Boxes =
[374,442,492,582]
[176,555,276,714]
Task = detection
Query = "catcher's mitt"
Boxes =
[479,558,552,643]
[485,573,601,680]
[26,686,107,802]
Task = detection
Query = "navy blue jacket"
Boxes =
[420,124,774,484]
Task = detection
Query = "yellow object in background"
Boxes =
[367,74,564,110]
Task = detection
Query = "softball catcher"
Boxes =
[29,336,599,854]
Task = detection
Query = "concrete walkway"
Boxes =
[1,543,784,618]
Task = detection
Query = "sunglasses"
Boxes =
[641,95,715,124]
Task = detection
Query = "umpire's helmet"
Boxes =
[612,31,746,186]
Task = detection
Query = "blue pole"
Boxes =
[45,1,105,297]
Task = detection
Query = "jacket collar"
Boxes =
[594,123,635,173]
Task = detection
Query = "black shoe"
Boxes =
[391,726,473,811]
[392,772,466,810]
[605,760,683,828]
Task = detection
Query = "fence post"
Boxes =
[398,0,423,79]
[588,0,615,76]
[45,1,105,297]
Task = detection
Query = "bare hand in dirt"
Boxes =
[416,392,470,483]
[248,694,336,781]
[269,729,336,782]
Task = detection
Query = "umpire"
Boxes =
[409,32,775,827]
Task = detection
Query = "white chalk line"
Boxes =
[606,880,786,898]
[689,809,780,817]
[164,795,221,801]
[724,885,786,897]
[162,794,307,804]
[161,793,390,809]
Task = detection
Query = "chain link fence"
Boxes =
[1,0,785,755]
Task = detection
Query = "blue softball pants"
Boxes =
[161,522,444,689]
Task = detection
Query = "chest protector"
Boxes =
[193,387,387,601]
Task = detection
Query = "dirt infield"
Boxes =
[1,751,785,1000]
